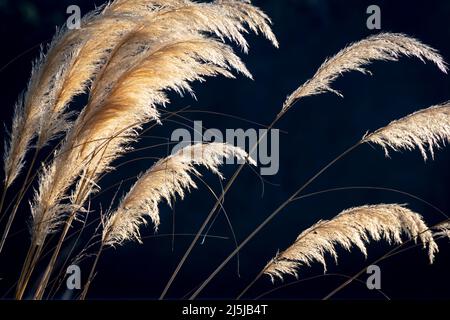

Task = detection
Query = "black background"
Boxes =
[0,0,449,300]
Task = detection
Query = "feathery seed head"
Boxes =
[363,102,450,161]
[281,33,447,115]
[102,143,254,246]
[264,204,438,282]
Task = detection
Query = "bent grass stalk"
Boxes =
[18,105,187,298]
[79,143,253,298]
[239,205,437,298]
[33,131,120,299]
[253,273,391,300]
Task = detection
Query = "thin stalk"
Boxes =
[33,213,77,299]
[0,182,7,219]
[189,141,362,299]
[236,270,264,300]
[236,183,448,300]
[322,217,450,300]
[33,132,113,300]
[0,146,40,254]
[254,273,390,300]
[79,242,104,300]
[16,242,43,299]
[33,174,98,299]
[16,111,183,299]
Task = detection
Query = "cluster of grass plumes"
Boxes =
[0,0,449,301]
[186,32,450,300]
[0,0,276,300]
[30,0,276,249]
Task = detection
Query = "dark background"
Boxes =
[0,0,449,300]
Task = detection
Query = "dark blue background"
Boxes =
[0,0,449,299]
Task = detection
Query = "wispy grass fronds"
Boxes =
[264,204,438,282]
[88,0,279,106]
[30,36,244,245]
[102,143,254,246]
[70,36,251,200]
[363,102,450,160]
[30,1,276,246]
[107,0,187,14]
[433,221,450,239]
[107,0,278,50]
[214,0,279,49]
[281,33,447,114]
[2,6,137,187]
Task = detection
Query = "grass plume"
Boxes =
[264,204,438,282]
[281,33,447,115]
[2,6,136,187]
[363,102,450,161]
[103,143,255,246]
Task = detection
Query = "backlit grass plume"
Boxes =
[264,204,438,282]
[281,33,447,114]
[31,37,244,246]
[2,0,448,301]
[434,222,450,239]
[4,0,278,188]
[18,0,276,300]
[363,102,450,161]
[3,6,136,188]
[30,0,276,247]
[102,143,255,246]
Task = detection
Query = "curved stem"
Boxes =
[236,183,446,300]
[236,270,264,300]
[0,147,39,254]
[255,273,390,300]
[79,243,104,300]
[0,182,7,219]
[33,213,77,299]
[323,217,450,300]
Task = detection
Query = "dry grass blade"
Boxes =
[264,204,438,282]
[363,102,450,160]
[281,33,447,114]
[102,143,255,246]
